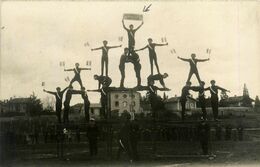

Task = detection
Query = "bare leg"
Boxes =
[194,71,201,84]
[186,71,193,83]
[153,55,160,74]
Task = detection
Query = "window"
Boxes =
[115,94,119,99]
[91,108,94,114]
[123,101,127,107]
[132,109,136,113]
[123,94,127,98]
[115,101,119,107]
[131,94,135,98]
[132,101,136,106]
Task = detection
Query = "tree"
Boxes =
[27,93,43,116]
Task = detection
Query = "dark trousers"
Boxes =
[84,102,90,121]
[149,54,160,75]
[128,39,135,56]
[187,70,201,84]
[101,56,108,76]
[211,96,219,120]
[70,76,83,88]
[56,107,62,123]
[180,100,186,121]
[200,140,208,155]
[63,104,70,123]
[119,66,125,87]
[199,97,207,120]
[101,96,107,119]
[88,138,98,156]
[117,140,132,160]
[134,64,141,86]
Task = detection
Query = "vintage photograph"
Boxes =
[0,0,259,166]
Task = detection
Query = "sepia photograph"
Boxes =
[0,0,260,166]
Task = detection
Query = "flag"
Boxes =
[86,60,92,66]
[123,13,143,21]
[65,77,70,82]
[42,82,45,86]
[164,37,167,43]
[161,37,164,43]
[118,36,123,42]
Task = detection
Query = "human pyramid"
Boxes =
[43,13,230,124]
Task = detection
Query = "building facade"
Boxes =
[109,90,141,116]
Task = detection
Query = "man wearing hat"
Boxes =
[87,118,99,157]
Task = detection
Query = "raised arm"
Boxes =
[154,43,168,47]
[177,56,190,62]
[64,68,74,72]
[108,45,122,49]
[134,21,144,31]
[43,89,55,95]
[135,45,148,52]
[122,19,128,30]
[196,58,210,62]
[61,87,69,93]
[91,47,102,51]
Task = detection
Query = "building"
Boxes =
[220,96,254,107]
[70,103,102,119]
[164,96,197,111]
[2,98,31,113]
[109,90,141,116]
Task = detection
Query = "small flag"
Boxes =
[164,37,167,43]
[65,77,70,82]
[118,36,123,42]
[170,50,173,54]
[173,49,176,53]
[84,42,90,47]
[209,49,211,54]
[206,48,209,53]
[60,61,65,67]
[42,82,45,87]
[86,60,92,66]
[161,37,164,43]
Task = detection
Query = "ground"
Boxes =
[2,140,260,167]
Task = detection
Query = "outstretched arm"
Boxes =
[64,68,74,71]
[217,86,230,92]
[122,19,128,30]
[154,43,168,47]
[87,89,101,92]
[80,68,91,70]
[91,47,102,51]
[43,89,55,95]
[61,87,69,93]
[135,45,148,52]
[108,45,122,49]
[177,56,190,62]
[196,58,210,62]
[134,21,144,31]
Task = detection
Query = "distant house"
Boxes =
[5,98,31,113]
[70,103,102,120]
[220,95,254,107]
[164,96,197,111]
[109,90,141,116]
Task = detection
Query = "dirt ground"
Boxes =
[1,140,260,167]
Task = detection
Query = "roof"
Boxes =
[222,96,254,103]
[71,103,101,108]
[8,98,31,104]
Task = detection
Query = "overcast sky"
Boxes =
[0,1,259,105]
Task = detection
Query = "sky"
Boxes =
[0,1,260,106]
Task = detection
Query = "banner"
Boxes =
[123,13,143,21]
